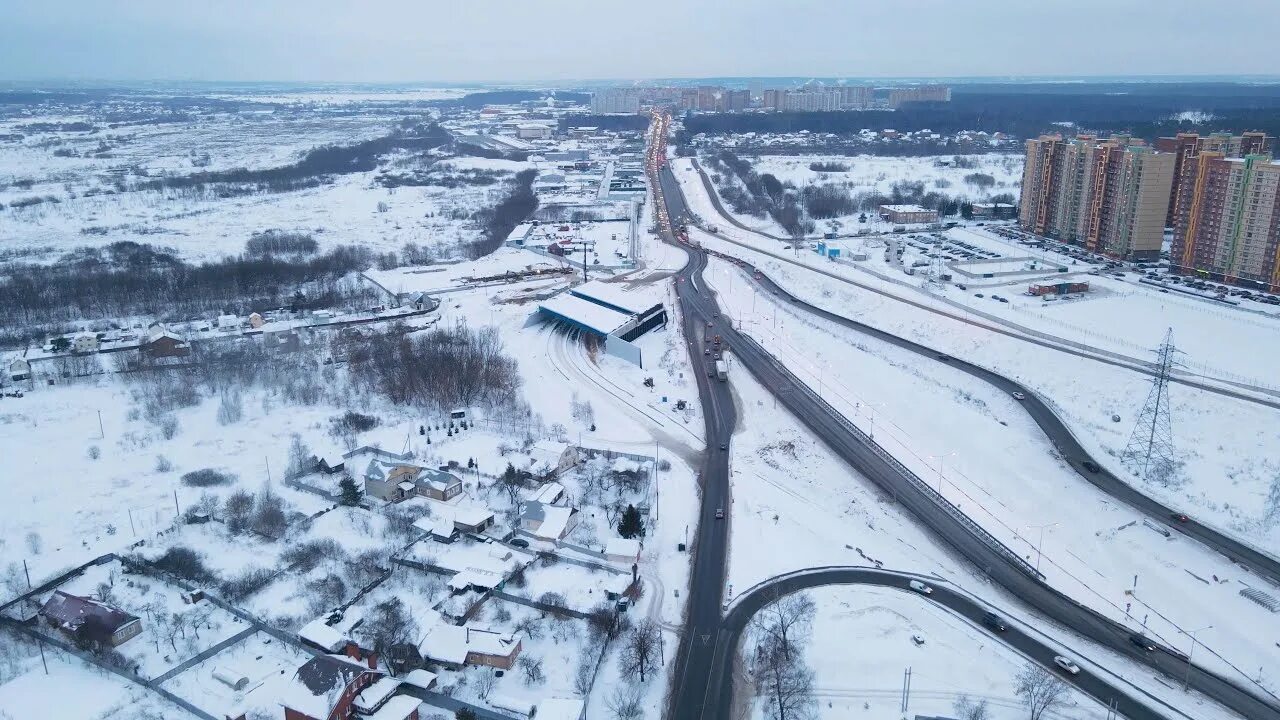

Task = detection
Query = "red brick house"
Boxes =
[280,650,381,720]
[40,591,142,649]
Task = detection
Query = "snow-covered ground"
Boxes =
[700,153,1022,236]
[706,253,1280,698]
[793,586,1101,720]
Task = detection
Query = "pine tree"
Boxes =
[618,504,644,539]
[339,475,362,506]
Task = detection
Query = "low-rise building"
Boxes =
[878,204,939,224]
[415,468,463,501]
[519,501,580,541]
[418,623,522,670]
[971,202,1016,219]
[8,357,31,381]
[279,653,381,720]
[40,591,142,648]
[143,324,191,358]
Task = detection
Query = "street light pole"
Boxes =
[1024,522,1059,573]
[1182,625,1212,691]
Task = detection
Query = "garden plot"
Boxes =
[749,154,1024,200]
[438,599,596,716]
[513,557,631,613]
[50,559,245,681]
[159,630,312,720]
[0,653,199,720]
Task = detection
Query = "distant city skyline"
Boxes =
[3,0,1279,83]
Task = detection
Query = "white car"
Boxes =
[909,580,933,595]
[1012,391,1026,401]
[1053,655,1081,675]
[910,634,925,646]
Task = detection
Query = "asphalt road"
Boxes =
[715,568,1196,720]
[711,249,1280,588]
[649,140,1280,720]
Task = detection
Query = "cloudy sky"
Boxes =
[3,0,1277,83]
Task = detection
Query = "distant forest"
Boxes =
[681,83,1280,142]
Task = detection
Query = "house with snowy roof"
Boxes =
[418,623,522,670]
[276,653,387,720]
[39,591,141,648]
[519,501,580,541]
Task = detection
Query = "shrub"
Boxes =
[220,568,275,602]
[152,546,215,584]
[181,469,235,487]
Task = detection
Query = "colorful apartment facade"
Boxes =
[1171,152,1280,291]
[1019,134,1175,260]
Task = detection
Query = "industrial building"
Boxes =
[532,280,667,367]
[1019,134,1175,260]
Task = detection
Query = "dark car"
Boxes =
[510,538,530,548]
[1082,460,1101,473]
[1171,513,1189,523]
[1129,634,1156,652]
[982,612,1007,632]
[720,443,728,451]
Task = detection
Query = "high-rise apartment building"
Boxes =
[1171,152,1280,291]
[1019,135,1175,260]
[1154,132,1272,226]
[888,85,951,108]
[589,89,640,114]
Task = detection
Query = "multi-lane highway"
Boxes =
[646,112,1280,720]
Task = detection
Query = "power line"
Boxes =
[1121,328,1180,485]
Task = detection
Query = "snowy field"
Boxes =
[794,586,1101,720]
[699,153,1022,236]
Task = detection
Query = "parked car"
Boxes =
[1053,656,1081,675]
[909,580,933,595]
[982,612,1007,632]
[510,538,530,549]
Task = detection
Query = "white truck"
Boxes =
[715,359,728,381]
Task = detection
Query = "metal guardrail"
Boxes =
[734,333,1045,581]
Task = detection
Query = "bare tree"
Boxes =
[607,685,643,720]
[518,656,545,686]
[619,619,661,683]
[751,591,816,662]
[750,634,815,720]
[1015,664,1067,720]
[475,671,496,699]
[954,694,991,720]
[573,658,595,696]
[360,598,417,673]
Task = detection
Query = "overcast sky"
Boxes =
[3,0,1278,84]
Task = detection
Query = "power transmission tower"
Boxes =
[1122,328,1180,485]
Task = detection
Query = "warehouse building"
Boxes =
[531,280,666,367]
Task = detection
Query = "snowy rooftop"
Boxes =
[879,204,932,213]
[418,623,520,665]
[401,668,438,689]
[570,279,659,316]
[298,617,348,652]
[365,695,420,720]
[606,537,641,558]
[537,697,586,720]
[538,292,632,335]
[353,676,402,713]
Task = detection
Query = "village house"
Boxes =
[8,357,31,382]
[248,312,266,329]
[605,537,641,565]
[528,440,579,475]
[449,505,495,535]
[276,652,390,720]
[415,468,463,501]
[143,324,191,358]
[298,617,349,654]
[71,332,100,354]
[525,481,566,506]
[519,501,580,541]
[418,623,522,671]
[363,459,419,503]
[39,591,142,648]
